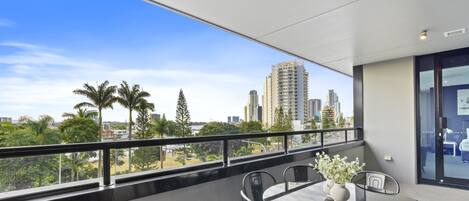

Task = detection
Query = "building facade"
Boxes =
[325,89,341,121]
[227,116,240,124]
[0,117,12,123]
[321,105,336,128]
[307,99,321,121]
[244,90,261,122]
[262,61,309,127]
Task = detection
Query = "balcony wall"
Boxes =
[132,145,364,201]
[361,57,469,201]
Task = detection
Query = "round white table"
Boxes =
[263,181,415,201]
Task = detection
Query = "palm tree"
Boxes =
[153,114,169,168]
[73,80,117,177]
[62,107,98,120]
[22,115,55,145]
[116,81,151,171]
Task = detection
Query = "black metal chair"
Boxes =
[282,164,325,183]
[241,171,277,201]
[351,171,400,195]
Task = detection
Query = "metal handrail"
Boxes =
[0,127,361,186]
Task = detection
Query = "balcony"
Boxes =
[0,128,361,201]
[2,0,469,201]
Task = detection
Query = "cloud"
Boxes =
[0,41,353,123]
[0,18,14,27]
[0,42,250,122]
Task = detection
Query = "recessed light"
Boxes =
[419,30,428,40]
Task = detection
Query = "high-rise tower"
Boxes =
[262,61,309,127]
[244,90,260,122]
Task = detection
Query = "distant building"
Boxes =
[103,122,111,130]
[321,106,336,128]
[88,109,99,123]
[257,106,263,122]
[307,99,322,121]
[244,90,261,122]
[151,113,161,121]
[0,117,12,123]
[227,116,240,124]
[325,89,341,121]
[262,61,309,127]
[101,129,114,140]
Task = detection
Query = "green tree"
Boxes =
[116,81,151,172]
[132,147,160,171]
[152,114,177,168]
[110,123,127,130]
[59,117,100,181]
[132,99,160,171]
[110,149,125,174]
[62,107,98,120]
[73,80,117,177]
[0,118,60,191]
[270,107,293,150]
[302,118,318,143]
[238,121,264,133]
[321,106,336,129]
[116,81,151,140]
[238,121,267,150]
[59,117,99,143]
[135,99,155,139]
[21,115,60,145]
[270,107,293,132]
[192,122,242,161]
[174,89,191,165]
[338,114,346,128]
[154,114,178,138]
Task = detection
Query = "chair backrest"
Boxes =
[460,139,469,151]
[241,171,277,201]
[240,190,251,201]
[282,165,325,183]
[351,171,400,195]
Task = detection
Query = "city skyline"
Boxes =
[0,0,353,122]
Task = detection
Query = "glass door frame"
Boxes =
[416,47,469,189]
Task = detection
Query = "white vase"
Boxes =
[322,179,334,195]
[330,183,350,201]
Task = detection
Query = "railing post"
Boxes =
[320,132,324,148]
[283,133,288,155]
[358,128,364,140]
[345,130,348,143]
[103,148,111,186]
[223,139,229,167]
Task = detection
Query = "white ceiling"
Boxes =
[146,0,469,76]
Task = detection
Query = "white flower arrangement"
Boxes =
[313,152,365,184]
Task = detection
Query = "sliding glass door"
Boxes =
[417,48,469,187]
[439,52,469,185]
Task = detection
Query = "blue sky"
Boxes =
[0,0,352,122]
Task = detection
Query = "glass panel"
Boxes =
[419,64,436,180]
[289,133,321,150]
[323,131,346,145]
[0,152,99,193]
[442,64,469,180]
[347,130,358,141]
[112,142,223,177]
[229,137,281,160]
